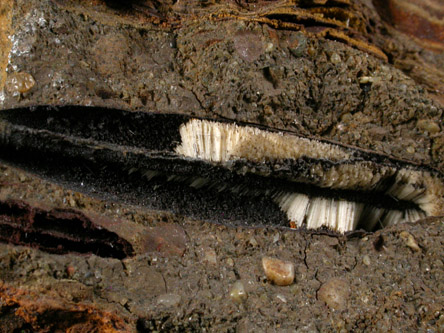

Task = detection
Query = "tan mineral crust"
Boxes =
[0,0,443,331]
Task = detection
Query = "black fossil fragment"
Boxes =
[0,105,442,232]
[0,199,134,258]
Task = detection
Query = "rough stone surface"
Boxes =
[0,163,443,331]
[0,0,443,331]
[0,0,442,169]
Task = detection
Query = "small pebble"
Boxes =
[272,233,280,244]
[276,294,287,303]
[5,72,35,95]
[362,255,371,266]
[288,32,307,57]
[233,31,264,63]
[248,236,258,247]
[318,278,350,311]
[203,248,217,265]
[417,119,440,134]
[263,105,273,116]
[66,265,76,277]
[265,42,274,52]
[406,146,415,154]
[359,76,372,84]
[68,197,76,207]
[230,280,247,303]
[330,52,341,64]
[359,76,381,84]
[399,231,421,252]
[434,259,443,268]
[262,257,295,286]
[157,293,181,307]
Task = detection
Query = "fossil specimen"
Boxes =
[0,0,442,234]
[0,105,442,233]
[0,199,134,258]
[0,0,443,331]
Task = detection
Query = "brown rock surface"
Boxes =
[0,163,442,331]
[0,0,443,331]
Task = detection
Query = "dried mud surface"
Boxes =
[0,0,443,331]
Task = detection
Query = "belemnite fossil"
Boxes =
[0,105,442,233]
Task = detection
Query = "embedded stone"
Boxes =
[262,256,295,286]
[400,231,421,252]
[230,280,247,303]
[318,278,350,311]
[5,72,35,95]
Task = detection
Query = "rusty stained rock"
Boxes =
[0,0,13,91]
[0,281,130,332]
[211,0,388,60]
[370,0,444,100]
[373,0,444,52]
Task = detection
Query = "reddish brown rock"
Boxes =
[374,0,444,51]
[233,31,264,63]
[0,282,130,332]
[139,222,188,256]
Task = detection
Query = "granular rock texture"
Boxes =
[0,0,442,169]
[0,0,443,331]
[0,149,443,331]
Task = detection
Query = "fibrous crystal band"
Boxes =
[175,119,442,232]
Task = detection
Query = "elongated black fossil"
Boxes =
[0,105,442,232]
[0,199,134,258]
